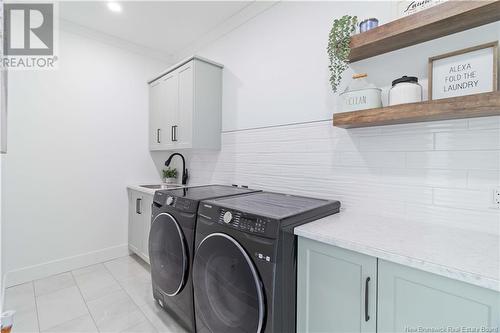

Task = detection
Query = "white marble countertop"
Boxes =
[295,209,500,292]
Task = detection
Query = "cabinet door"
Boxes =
[148,81,163,150]
[175,62,193,149]
[378,260,500,333]
[128,191,144,254]
[139,194,153,264]
[161,73,178,150]
[297,238,377,333]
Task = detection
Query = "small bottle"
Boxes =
[359,18,379,33]
[1,311,15,333]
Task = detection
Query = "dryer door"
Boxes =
[193,233,265,333]
[149,212,188,296]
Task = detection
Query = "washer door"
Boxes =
[149,213,188,296]
[193,233,264,333]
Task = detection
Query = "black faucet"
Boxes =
[165,153,188,185]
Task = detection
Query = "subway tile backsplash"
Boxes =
[435,129,500,151]
[186,116,500,235]
[406,151,500,170]
[467,170,500,189]
[358,133,434,151]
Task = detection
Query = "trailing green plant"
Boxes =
[327,15,358,93]
[162,167,178,179]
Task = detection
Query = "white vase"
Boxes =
[163,178,177,184]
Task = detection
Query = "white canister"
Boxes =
[339,74,382,112]
[389,76,422,106]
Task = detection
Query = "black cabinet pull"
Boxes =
[173,125,178,142]
[171,126,175,142]
[156,129,161,143]
[136,198,142,214]
[365,277,370,322]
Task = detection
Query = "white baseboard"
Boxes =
[4,244,129,287]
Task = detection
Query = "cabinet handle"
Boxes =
[156,129,161,143]
[171,125,178,142]
[136,198,142,214]
[365,277,370,322]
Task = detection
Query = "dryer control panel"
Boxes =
[216,209,276,238]
[153,191,196,213]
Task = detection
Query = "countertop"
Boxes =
[294,209,500,292]
[127,184,184,195]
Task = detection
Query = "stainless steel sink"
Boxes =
[139,184,183,190]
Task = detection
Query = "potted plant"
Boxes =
[162,167,178,184]
[327,15,358,93]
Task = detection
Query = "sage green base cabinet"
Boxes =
[128,189,153,264]
[377,260,499,333]
[297,237,500,333]
[297,237,377,333]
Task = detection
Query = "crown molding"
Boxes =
[172,1,280,62]
[59,18,173,63]
[58,1,280,65]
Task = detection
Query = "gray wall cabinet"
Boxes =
[297,237,500,333]
[128,189,153,264]
[148,57,222,151]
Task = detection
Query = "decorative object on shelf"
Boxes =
[359,18,378,33]
[162,167,178,184]
[389,76,422,106]
[396,0,446,17]
[429,42,498,100]
[327,15,358,92]
[339,73,382,112]
[1,311,15,333]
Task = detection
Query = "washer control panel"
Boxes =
[218,209,272,236]
[172,197,192,212]
[154,192,194,213]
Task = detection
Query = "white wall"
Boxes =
[3,29,167,286]
[178,2,500,235]
[175,1,500,131]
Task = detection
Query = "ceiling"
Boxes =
[59,1,252,57]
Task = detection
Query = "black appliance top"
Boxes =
[158,185,258,201]
[203,191,340,220]
[198,191,340,238]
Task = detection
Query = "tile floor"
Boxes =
[4,255,188,333]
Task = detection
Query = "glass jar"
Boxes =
[389,76,422,106]
[359,18,379,33]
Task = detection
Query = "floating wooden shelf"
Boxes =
[349,1,500,62]
[333,92,500,128]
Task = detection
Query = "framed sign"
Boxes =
[396,0,446,18]
[428,42,498,100]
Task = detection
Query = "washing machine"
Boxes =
[193,191,341,333]
[148,185,260,332]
